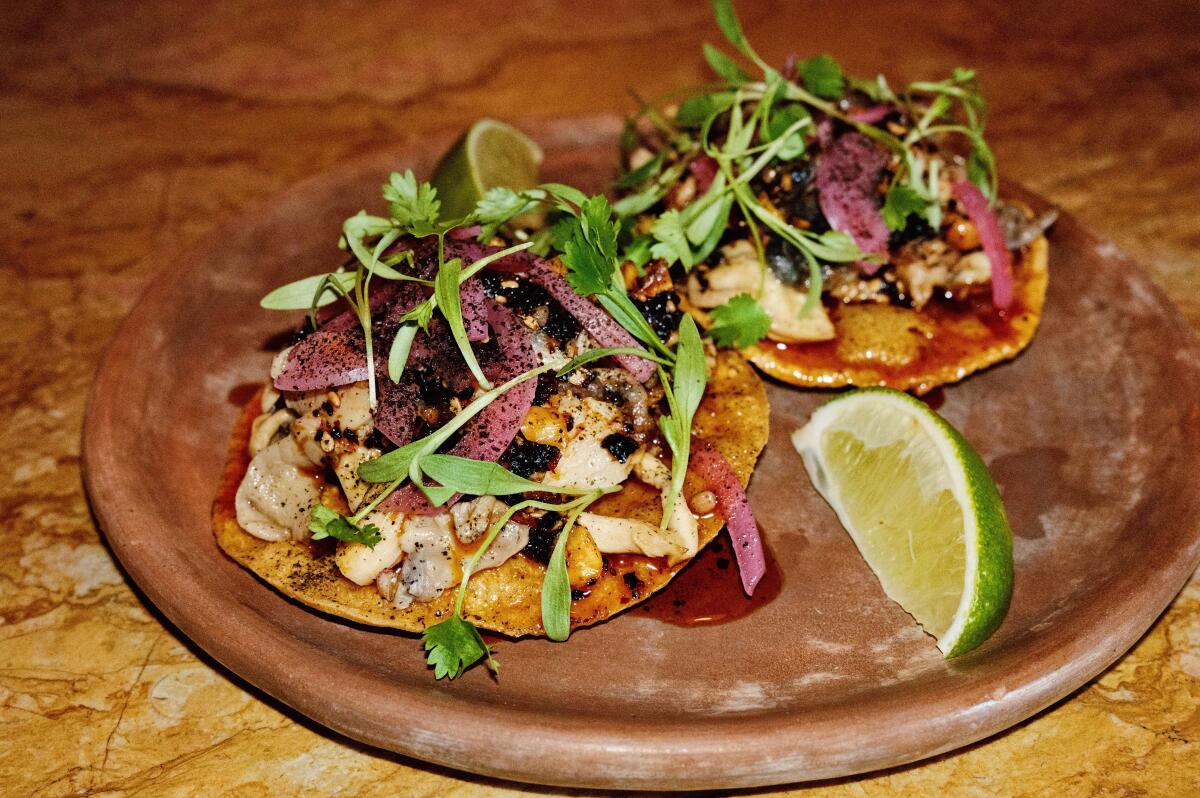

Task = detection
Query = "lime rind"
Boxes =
[431,119,544,221]
[793,387,1013,657]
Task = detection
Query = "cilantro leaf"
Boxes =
[580,195,619,262]
[560,219,613,296]
[422,614,496,679]
[881,182,929,231]
[708,293,772,347]
[382,170,440,236]
[473,186,543,238]
[799,54,845,99]
[557,195,621,296]
[649,209,695,269]
[308,505,382,547]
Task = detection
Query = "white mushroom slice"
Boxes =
[270,346,293,380]
[248,408,295,457]
[530,329,590,369]
[449,495,507,545]
[949,250,992,287]
[543,397,634,490]
[285,382,375,467]
[260,381,282,413]
[474,520,530,572]
[332,447,382,513]
[579,508,697,566]
[289,412,325,466]
[448,497,529,574]
[757,270,835,342]
[394,514,456,608]
[235,436,322,542]
[631,449,671,490]
[688,239,834,343]
[333,512,406,586]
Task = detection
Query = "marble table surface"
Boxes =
[2,0,1198,795]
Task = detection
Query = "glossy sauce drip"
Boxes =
[635,534,782,626]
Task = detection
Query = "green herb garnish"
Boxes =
[308,505,382,547]
[708,293,773,348]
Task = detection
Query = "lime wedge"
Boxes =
[791,388,1013,657]
[431,118,544,220]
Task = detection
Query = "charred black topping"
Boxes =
[753,160,828,232]
[522,511,563,564]
[479,272,580,343]
[542,305,581,343]
[601,433,639,464]
[503,436,560,479]
[570,588,587,601]
[888,214,935,250]
[533,372,566,406]
[623,572,643,594]
[632,290,683,343]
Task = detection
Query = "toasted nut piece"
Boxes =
[521,406,565,447]
[945,214,981,250]
[689,490,718,515]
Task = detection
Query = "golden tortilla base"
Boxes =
[213,349,769,638]
[747,237,1049,395]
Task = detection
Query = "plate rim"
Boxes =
[82,114,1200,790]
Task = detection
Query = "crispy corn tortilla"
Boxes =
[213,349,768,638]
[745,236,1048,395]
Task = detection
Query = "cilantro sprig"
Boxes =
[708,293,772,348]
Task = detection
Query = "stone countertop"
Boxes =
[2,0,1198,795]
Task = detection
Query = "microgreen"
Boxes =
[433,255,490,389]
[881,182,930,231]
[555,346,672,377]
[259,271,357,311]
[649,209,695,269]
[358,364,554,484]
[656,315,707,531]
[704,43,751,84]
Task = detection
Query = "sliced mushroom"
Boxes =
[235,436,322,542]
[689,240,834,343]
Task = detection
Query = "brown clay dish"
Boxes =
[83,116,1200,790]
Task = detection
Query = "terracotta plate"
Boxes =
[83,116,1200,790]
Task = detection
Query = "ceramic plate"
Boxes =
[83,116,1200,790]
